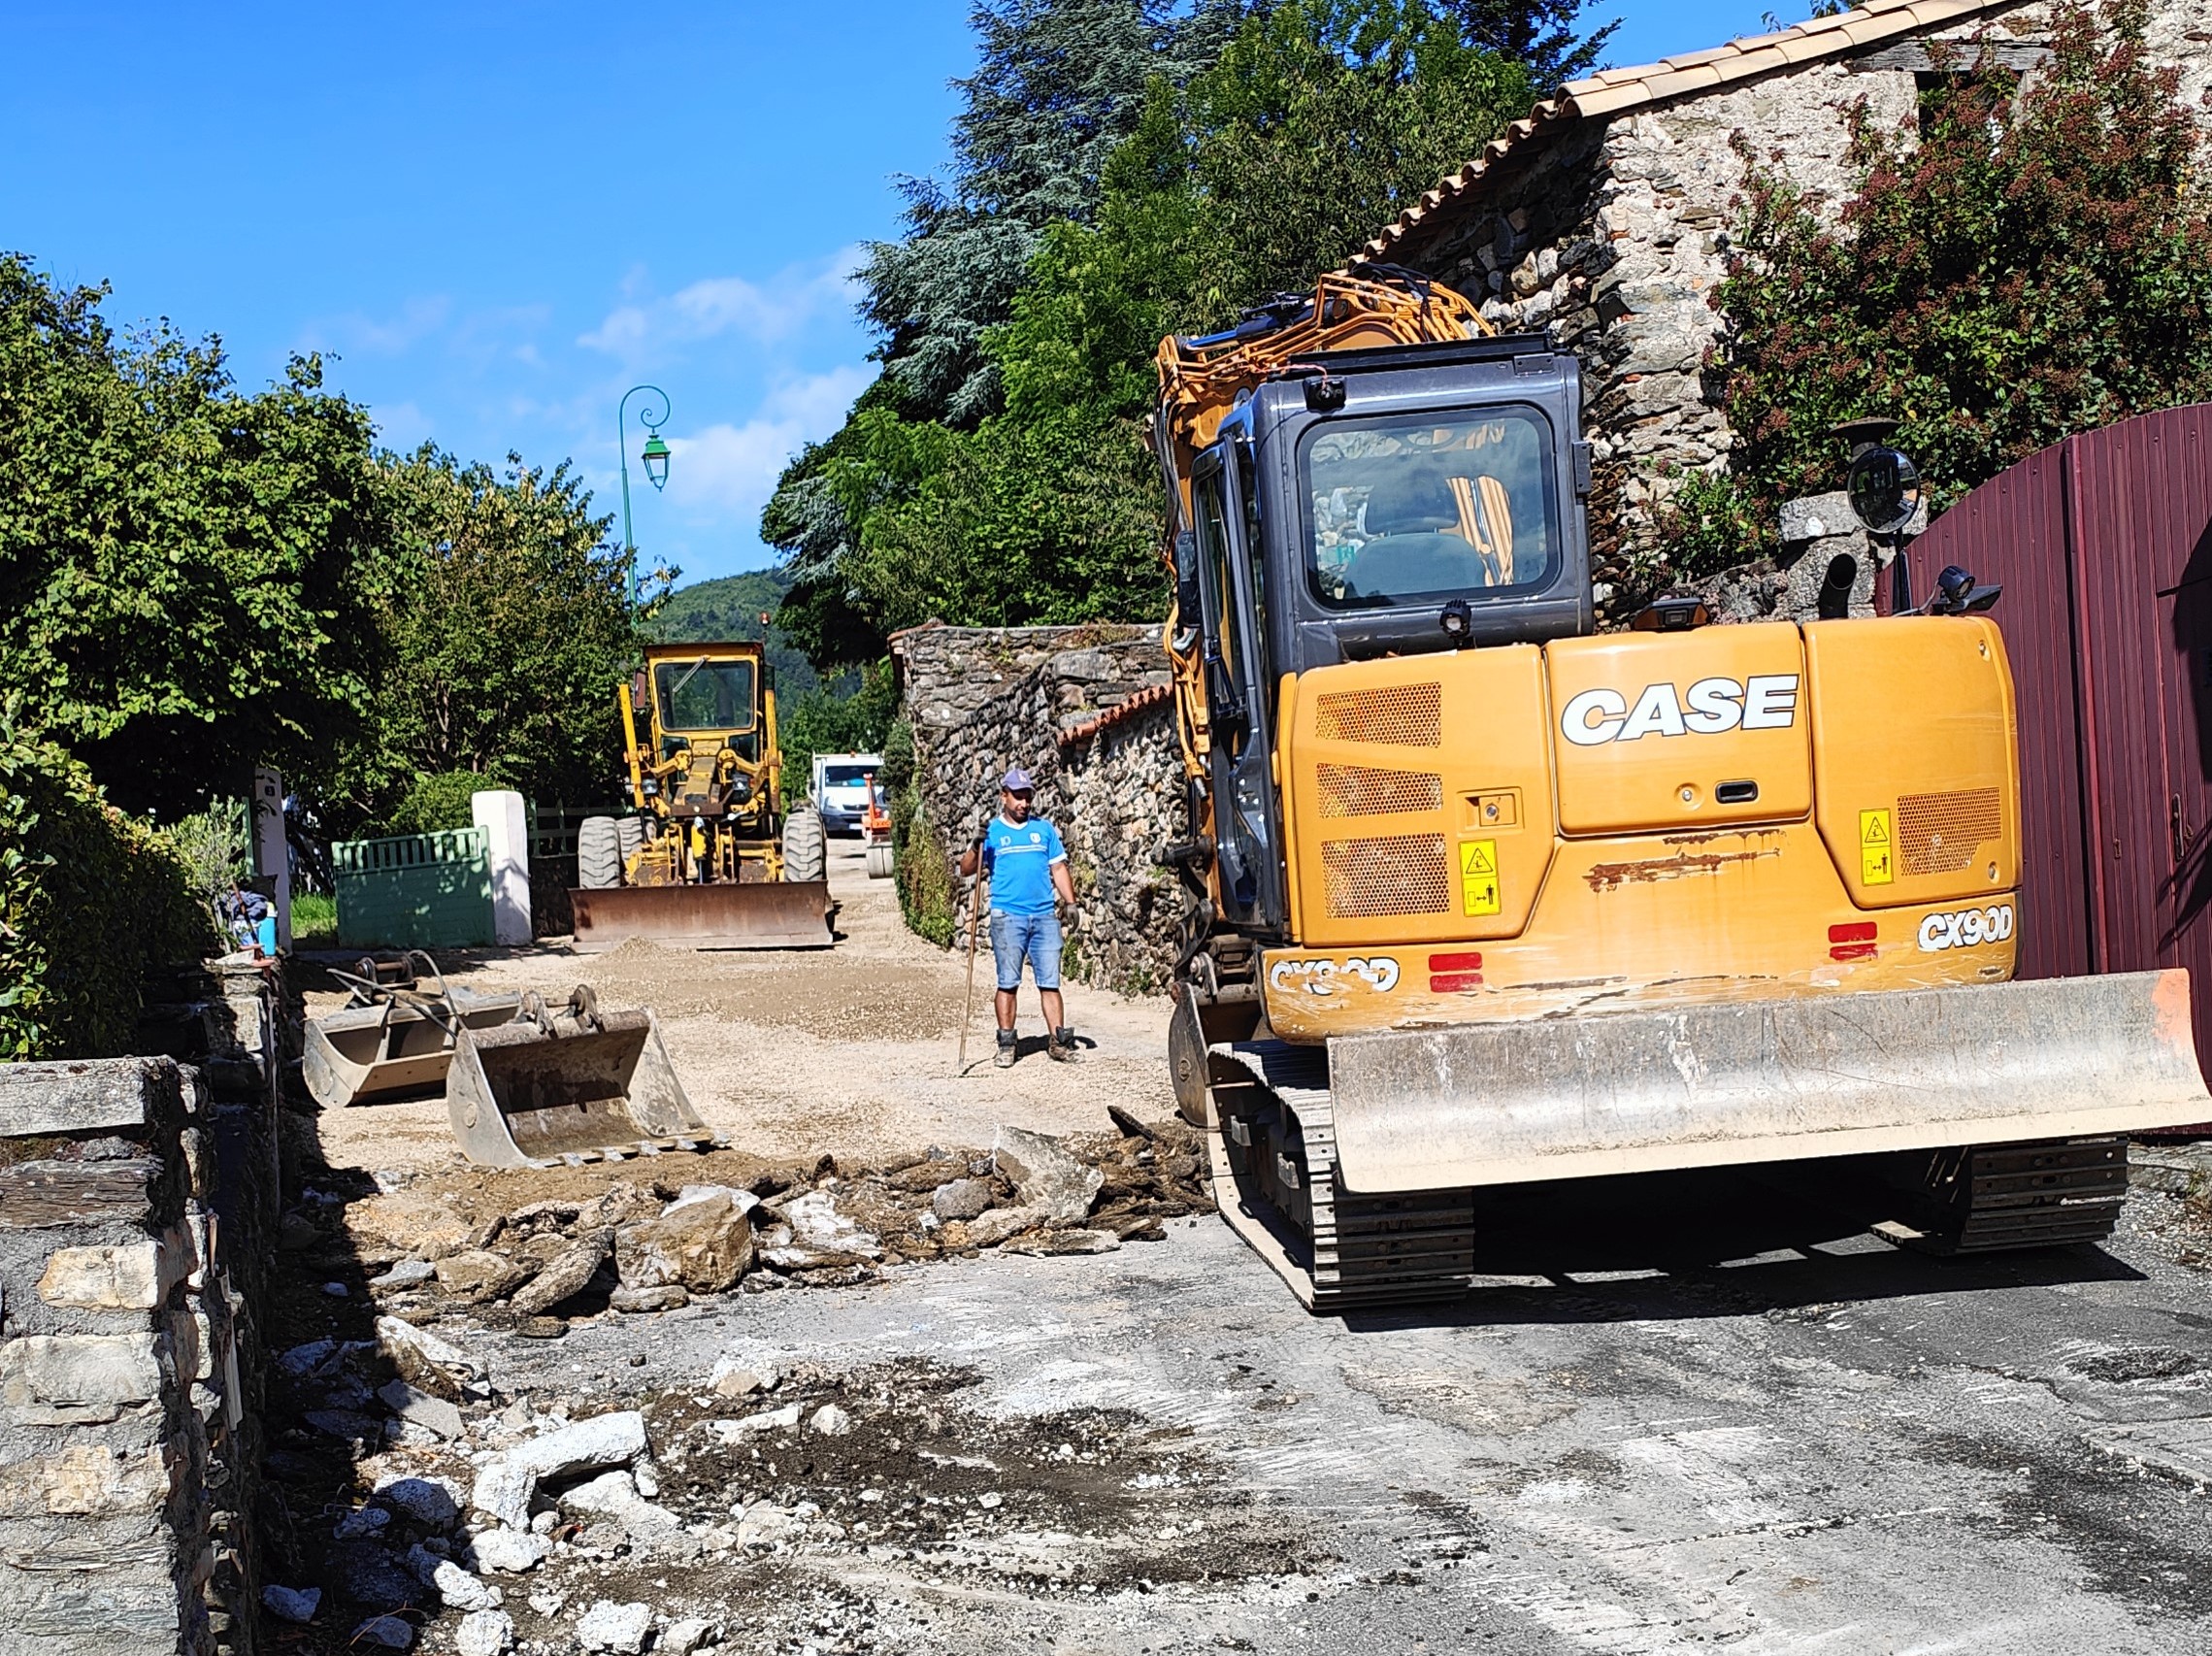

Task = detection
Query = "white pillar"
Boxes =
[249,767,292,951]
[472,789,533,946]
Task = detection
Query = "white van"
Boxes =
[810,753,883,836]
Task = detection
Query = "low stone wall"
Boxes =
[3,960,289,1656]
[892,624,1184,995]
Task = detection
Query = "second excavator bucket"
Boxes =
[446,990,722,1167]
[567,881,833,950]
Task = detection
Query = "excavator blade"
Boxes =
[1323,969,2211,1193]
[446,1008,722,1167]
[567,881,833,950]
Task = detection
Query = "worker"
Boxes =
[218,878,273,956]
[958,767,1079,1068]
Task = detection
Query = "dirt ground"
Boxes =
[307,839,1177,1180]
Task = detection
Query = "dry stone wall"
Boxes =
[892,625,1183,995]
[2,960,289,1656]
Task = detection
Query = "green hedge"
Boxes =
[882,715,957,946]
[0,713,217,1060]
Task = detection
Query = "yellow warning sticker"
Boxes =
[1860,809,1894,886]
[1461,840,1501,916]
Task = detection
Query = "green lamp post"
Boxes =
[618,384,672,606]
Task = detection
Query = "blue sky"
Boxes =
[0,2,1790,583]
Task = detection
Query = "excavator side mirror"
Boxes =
[1172,530,1203,632]
[631,672,650,715]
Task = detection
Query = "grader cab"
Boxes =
[569,641,832,949]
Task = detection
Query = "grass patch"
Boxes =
[292,892,337,949]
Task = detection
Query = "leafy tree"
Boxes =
[0,255,392,813]
[325,447,637,830]
[776,660,901,807]
[1437,0,1615,89]
[1702,0,2212,551]
[650,566,831,698]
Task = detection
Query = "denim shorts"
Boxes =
[989,909,1062,992]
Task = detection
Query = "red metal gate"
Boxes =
[1908,403,2212,1075]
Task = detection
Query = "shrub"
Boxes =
[382,771,487,837]
[1,709,217,1059]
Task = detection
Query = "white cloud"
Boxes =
[662,364,874,516]
[577,247,865,362]
[299,295,453,357]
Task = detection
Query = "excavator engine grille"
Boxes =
[1322,833,1451,917]
[1898,787,2001,876]
[1316,763,1443,818]
[1315,682,1441,746]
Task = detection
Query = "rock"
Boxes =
[455,1608,515,1656]
[433,1558,501,1611]
[471,1459,535,1532]
[667,1182,759,1215]
[574,1599,653,1653]
[260,1584,320,1623]
[964,1206,1049,1248]
[331,1540,424,1610]
[37,1242,171,1308]
[616,1193,754,1292]
[527,1589,567,1616]
[379,1380,465,1440]
[993,1126,1102,1224]
[932,1178,994,1221]
[1000,1228,1122,1256]
[376,1316,484,1398]
[610,1282,689,1313]
[351,1613,415,1650]
[434,1249,529,1302]
[660,1617,719,1656]
[322,1279,350,1297]
[515,1315,569,1339]
[468,1528,549,1573]
[375,1474,464,1529]
[711,1401,802,1440]
[513,1409,646,1478]
[334,1507,391,1540]
[559,1469,639,1517]
[277,1338,342,1377]
[711,1366,764,1398]
[737,1503,800,1547]
[809,1403,853,1437]
[352,1192,471,1259]
[778,1190,881,1258]
[371,1258,436,1289]
[305,1408,380,1441]
[511,1227,612,1315]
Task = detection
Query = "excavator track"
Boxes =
[1884,1135,2130,1254]
[1204,1041,1475,1312]
[1201,1039,2132,1313]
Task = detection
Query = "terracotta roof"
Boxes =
[1058,681,1173,749]
[1365,0,2021,259]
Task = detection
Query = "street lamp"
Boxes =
[618,384,672,606]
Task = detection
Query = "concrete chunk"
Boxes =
[993,1126,1102,1224]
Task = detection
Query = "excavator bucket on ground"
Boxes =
[567,881,833,950]
[304,954,523,1110]
[446,987,722,1167]
[1191,971,2212,1311]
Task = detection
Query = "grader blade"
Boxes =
[446,1000,721,1168]
[566,881,833,950]
[1323,970,2211,1194]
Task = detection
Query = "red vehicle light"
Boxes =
[1828,921,1877,962]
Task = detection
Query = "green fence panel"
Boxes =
[333,828,496,949]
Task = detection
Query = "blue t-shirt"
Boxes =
[982,814,1066,916]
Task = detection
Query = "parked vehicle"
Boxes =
[811,752,884,836]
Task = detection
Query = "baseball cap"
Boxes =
[1002,766,1035,792]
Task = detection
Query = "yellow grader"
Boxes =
[1156,269,2211,1311]
[570,640,833,949]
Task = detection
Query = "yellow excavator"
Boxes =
[569,640,833,949]
[1157,269,2211,1311]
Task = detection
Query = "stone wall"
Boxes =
[891,625,1183,995]
[3,961,290,1656]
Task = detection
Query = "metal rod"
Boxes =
[957,855,986,1073]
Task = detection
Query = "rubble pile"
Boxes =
[258,1347,1256,1653]
[325,1116,1210,1335]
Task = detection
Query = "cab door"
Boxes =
[1193,445,1284,929]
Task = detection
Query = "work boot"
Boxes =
[994,1029,1017,1069]
[1048,1025,1079,1063]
